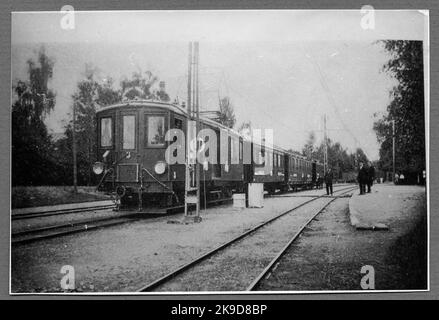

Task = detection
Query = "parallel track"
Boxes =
[246,191,349,291]
[12,197,233,245]
[137,185,356,292]
[11,203,116,221]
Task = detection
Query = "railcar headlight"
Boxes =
[154,161,166,175]
[93,162,104,175]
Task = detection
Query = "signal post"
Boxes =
[183,41,202,223]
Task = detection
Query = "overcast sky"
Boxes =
[11,10,427,160]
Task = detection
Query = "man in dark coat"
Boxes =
[357,162,368,195]
[324,168,334,196]
[367,162,375,193]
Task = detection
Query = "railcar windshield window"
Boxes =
[123,115,136,149]
[101,117,112,147]
[148,116,165,146]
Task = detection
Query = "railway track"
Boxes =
[136,185,356,292]
[246,191,348,291]
[11,203,116,221]
[11,197,233,245]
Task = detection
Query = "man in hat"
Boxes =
[367,161,375,193]
[357,162,368,195]
[324,168,334,196]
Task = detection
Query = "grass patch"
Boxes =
[385,211,428,289]
[12,186,112,209]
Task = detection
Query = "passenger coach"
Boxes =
[93,100,324,209]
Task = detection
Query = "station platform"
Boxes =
[348,183,425,230]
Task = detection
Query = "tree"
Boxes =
[353,148,369,166]
[300,136,367,179]
[218,97,236,129]
[302,131,316,159]
[56,65,120,185]
[237,121,252,137]
[12,46,58,186]
[120,70,157,100]
[56,66,170,185]
[373,40,425,179]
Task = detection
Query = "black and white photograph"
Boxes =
[10,9,428,294]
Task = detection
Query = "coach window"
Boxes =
[147,115,166,147]
[122,115,135,150]
[174,118,183,130]
[100,117,112,147]
[259,147,265,166]
[231,136,239,164]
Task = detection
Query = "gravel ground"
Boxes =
[257,186,427,291]
[153,198,332,292]
[11,185,351,293]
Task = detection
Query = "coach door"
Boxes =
[312,162,317,184]
[117,111,139,182]
[284,154,289,183]
[212,129,222,178]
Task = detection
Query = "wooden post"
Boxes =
[392,119,396,183]
[194,42,201,218]
[184,42,193,217]
[72,102,78,193]
[183,42,201,223]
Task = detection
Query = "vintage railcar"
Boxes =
[93,100,324,208]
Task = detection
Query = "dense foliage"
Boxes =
[218,97,236,129]
[373,40,425,181]
[12,46,172,186]
[301,132,369,178]
[12,47,61,186]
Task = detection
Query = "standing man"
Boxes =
[324,168,334,196]
[367,161,375,193]
[357,162,368,195]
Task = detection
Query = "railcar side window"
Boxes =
[147,116,165,147]
[122,115,136,150]
[231,136,239,164]
[101,117,112,147]
[174,118,183,130]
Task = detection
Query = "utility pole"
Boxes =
[392,119,396,183]
[323,114,328,175]
[184,42,192,218]
[72,102,78,193]
[194,42,201,218]
[184,41,201,223]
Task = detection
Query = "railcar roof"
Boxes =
[96,99,314,161]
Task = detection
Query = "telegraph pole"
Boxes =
[184,41,201,223]
[184,42,192,218]
[392,119,396,183]
[323,114,328,175]
[72,102,78,193]
[194,42,201,218]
